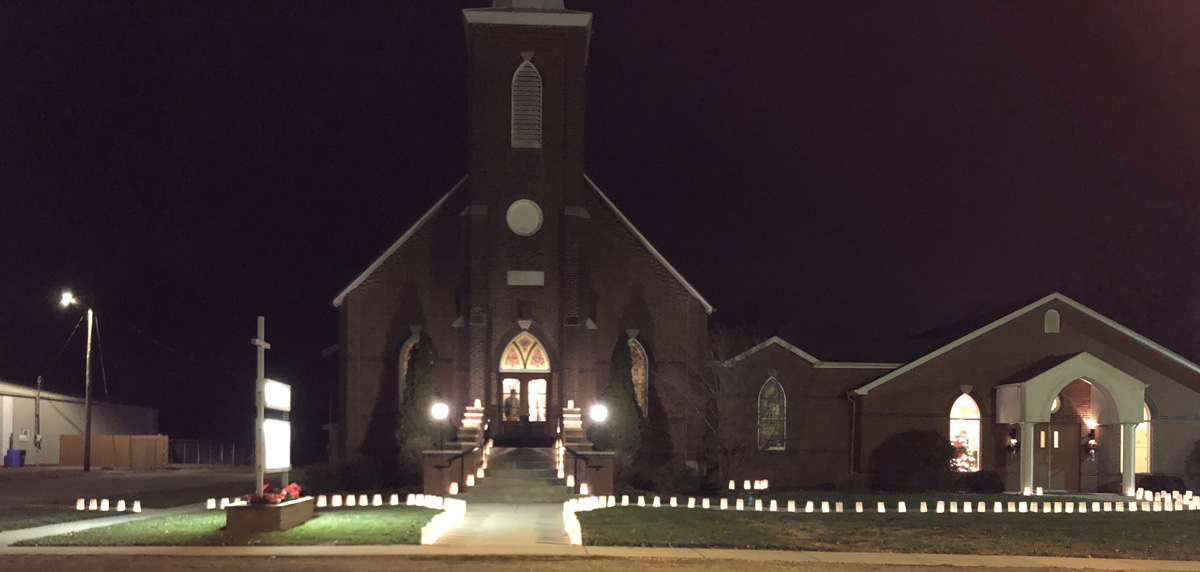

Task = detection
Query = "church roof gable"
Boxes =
[585,174,714,314]
[332,176,468,307]
[851,292,1200,395]
[722,335,902,370]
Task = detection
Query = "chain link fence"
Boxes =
[168,439,252,466]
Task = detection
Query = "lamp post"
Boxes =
[431,401,449,450]
[59,291,94,472]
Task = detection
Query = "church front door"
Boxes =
[496,375,552,446]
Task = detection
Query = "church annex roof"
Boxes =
[332,176,468,307]
[585,174,714,314]
[851,292,1200,396]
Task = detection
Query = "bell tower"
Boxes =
[461,1,593,439]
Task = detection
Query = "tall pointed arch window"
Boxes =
[511,60,542,148]
[398,335,419,405]
[950,394,981,472]
[757,378,786,450]
[498,332,550,372]
[629,339,648,416]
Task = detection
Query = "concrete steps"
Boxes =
[457,447,575,504]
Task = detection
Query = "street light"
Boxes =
[59,291,95,472]
[431,401,449,450]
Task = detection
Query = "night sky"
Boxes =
[2,1,1197,462]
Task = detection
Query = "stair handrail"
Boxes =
[433,446,480,490]
[432,446,479,470]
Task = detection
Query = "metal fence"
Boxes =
[168,439,252,466]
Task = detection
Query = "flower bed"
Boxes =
[225,495,314,533]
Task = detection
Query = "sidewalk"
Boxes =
[2,542,1200,570]
[0,503,204,547]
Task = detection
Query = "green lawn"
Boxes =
[577,501,1200,560]
[131,480,257,509]
[16,506,440,547]
[0,506,114,532]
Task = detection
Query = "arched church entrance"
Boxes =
[996,352,1147,495]
[495,332,554,446]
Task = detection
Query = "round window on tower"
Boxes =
[506,199,543,236]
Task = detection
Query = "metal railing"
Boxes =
[168,439,251,466]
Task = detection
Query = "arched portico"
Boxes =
[995,352,1147,496]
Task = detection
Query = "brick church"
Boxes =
[329,0,1200,495]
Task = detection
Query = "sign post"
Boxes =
[251,317,271,496]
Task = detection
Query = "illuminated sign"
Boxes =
[263,379,291,412]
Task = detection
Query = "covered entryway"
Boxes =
[996,352,1147,495]
[495,332,555,446]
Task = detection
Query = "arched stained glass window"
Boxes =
[629,339,648,416]
[398,335,419,405]
[511,60,542,148]
[498,332,551,372]
[757,378,786,450]
[950,393,981,472]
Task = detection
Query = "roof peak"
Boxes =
[491,0,565,9]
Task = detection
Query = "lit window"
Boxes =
[511,60,542,148]
[629,339,648,416]
[757,378,786,450]
[950,393,980,472]
[498,332,551,372]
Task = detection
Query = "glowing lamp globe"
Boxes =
[431,402,450,420]
[589,404,608,423]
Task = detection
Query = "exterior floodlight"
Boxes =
[60,291,77,307]
[431,402,450,420]
[589,404,608,423]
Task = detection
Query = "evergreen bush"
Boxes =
[868,429,955,492]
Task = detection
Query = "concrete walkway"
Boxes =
[436,502,570,546]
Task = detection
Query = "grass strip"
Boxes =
[577,506,1200,560]
[0,506,115,532]
[16,506,440,546]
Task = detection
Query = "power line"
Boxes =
[42,313,84,378]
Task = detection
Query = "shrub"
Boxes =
[868,429,955,492]
[956,470,1005,494]
[836,472,870,492]
[650,462,705,495]
[1137,473,1186,494]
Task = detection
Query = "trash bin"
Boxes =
[3,450,20,468]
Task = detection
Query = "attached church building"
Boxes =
[329,0,1200,495]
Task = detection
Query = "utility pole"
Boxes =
[83,308,94,472]
[35,376,42,466]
